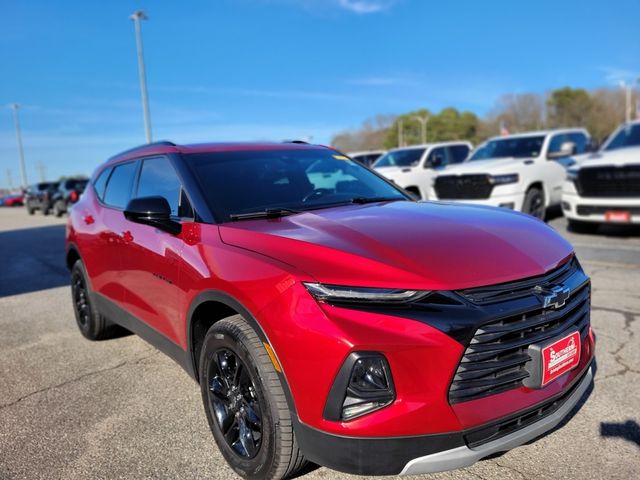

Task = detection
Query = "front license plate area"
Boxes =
[523,330,581,389]
[605,210,631,223]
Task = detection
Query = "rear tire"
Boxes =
[522,187,545,220]
[568,219,600,234]
[27,204,35,215]
[53,200,65,217]
[199,315,308,480]
[70,260,118,340]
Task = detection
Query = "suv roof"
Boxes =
[486,128,589,142]
[107,141,327,166]
[387,141,471,153]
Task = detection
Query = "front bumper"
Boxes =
[430,191,526,211]
[562,190,640,224]
[294,363,594,476]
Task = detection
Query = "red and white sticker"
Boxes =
[605,210,631,223]
[541,331,581,386]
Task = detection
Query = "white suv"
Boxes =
[347,150,386,167]
[431,129,592,219]
[563,120,640,231]
[372,142,472,199]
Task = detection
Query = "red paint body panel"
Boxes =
[66,142,593,443]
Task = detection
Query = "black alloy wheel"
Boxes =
[523,187,545,220]
[207,348,263,458]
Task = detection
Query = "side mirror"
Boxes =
[124,196,182,235]
[548,141,576,159]
[426,154,444,169]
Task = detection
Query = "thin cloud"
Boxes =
[599,66,640,85]
[337,0,397,14]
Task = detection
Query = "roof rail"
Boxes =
[109,140,176,160]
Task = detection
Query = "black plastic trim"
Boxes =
[292,416,464,476]
[323,352,395,421]
[92,293,195,378]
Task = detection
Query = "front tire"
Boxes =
[53,200,65,217]
[199,315,307,480]
[70,260,117,340]
[522,187,545,220]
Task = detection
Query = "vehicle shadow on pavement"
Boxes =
[0,224,69,298]
[600,420,640,448]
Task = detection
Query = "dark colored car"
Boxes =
[51,178,88,217]
[66,141,595,479]
[24,181,60,215]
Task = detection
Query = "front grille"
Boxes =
[575,165,640,197]
[434,175,494,200]
[464,364,591,448]
[577,205,640,216]
[449,260,590,404]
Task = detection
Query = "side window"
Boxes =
[426,147,448,168]
[136,157,192,218]
[103,162,137,209]
[93,168,111,201]
[568,132,587,153]
[448,145,470,164]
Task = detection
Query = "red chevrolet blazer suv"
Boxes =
[65,141,595,479]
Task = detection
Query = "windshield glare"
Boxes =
[469,136,545,161]
[373,148,425,168]
[604,124,640,151]
[188,149,407,222]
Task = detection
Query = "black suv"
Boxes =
[24,182,59,215]
[51,178,88,216]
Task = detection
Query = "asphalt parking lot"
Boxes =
[0,207,638,480]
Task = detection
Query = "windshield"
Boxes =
[469,136,545,161]
[604,123,640,151]
[373,148,426,168]
[187,149,407,222]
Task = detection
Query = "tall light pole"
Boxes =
[397,118,404,147]
[130,10,153,143]
[10,104,28,188]
[619,80,637,123]
[411,115,429,144]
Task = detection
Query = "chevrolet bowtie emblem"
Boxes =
[535,284,571,309]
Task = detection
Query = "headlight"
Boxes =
[566,169,579,182]
[490,173,519,185]
[303,283,430,304]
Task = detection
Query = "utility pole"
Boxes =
[620,80,633,123]
[6,169,13,190]
[130,10,153,143]
[35,162,47,182]
[397,119,403,147]
[411,115,429,144]
[10,104,28,188]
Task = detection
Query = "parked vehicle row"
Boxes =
[563,120,640,230]
[23,178,88,216]
[367,122,639,228]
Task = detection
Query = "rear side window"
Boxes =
[93,168,111,201]
[426,147,448,168]
[103,162,137,209]
[136,157,191,217]
[448,145,470,164]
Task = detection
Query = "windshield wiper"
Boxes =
[349,196,406,204]
[229,207,302,221]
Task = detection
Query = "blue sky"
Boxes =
[1,0,639,187]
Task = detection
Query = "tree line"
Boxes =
[330,87,633,152]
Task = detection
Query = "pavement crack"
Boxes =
[0,351,159,410]
[592,306,638,381]
[490,459,529,479]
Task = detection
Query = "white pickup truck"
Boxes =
[372,142,472,199]
[563,120,640,231]
[431,129,592,219]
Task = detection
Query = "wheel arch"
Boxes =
[66,243,82,271]
[186,290,299,416]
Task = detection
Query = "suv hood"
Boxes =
[576,146,640,168]
[443,157,533,175]
[219,201,572,290]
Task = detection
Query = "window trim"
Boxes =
[95,159,140,212]
[132,155,195,222]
